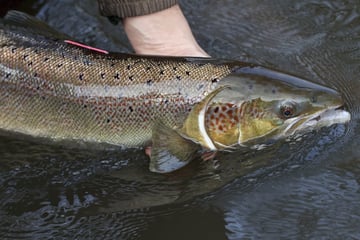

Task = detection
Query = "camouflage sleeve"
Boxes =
[97,0,178,18]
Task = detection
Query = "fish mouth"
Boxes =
[284,106,351,136]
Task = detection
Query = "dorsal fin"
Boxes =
[4,10,70,39]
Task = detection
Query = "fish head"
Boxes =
[150,66,350,173]
[185,66,350,150]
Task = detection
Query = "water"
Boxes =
[1,0,360,239]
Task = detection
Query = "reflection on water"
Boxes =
[1,0,360,239]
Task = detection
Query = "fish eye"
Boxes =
[280,102,296,119]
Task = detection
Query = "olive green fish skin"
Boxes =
[0,21,238,147]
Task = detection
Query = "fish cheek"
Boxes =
[208,123,240,148]
[205,103,241,148]
[239,118,282,143]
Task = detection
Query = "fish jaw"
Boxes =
[283,107,351,136]
[279,88,350,137]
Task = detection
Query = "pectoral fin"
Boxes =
[150,122,199,173]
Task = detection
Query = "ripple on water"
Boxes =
[219,166,360,239]
[0,134,226,238]
[1,0,360,239]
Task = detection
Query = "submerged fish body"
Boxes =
[0,11,350,173]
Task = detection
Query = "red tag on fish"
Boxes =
[64,40,109,54]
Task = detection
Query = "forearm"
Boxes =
[98,0,178,18]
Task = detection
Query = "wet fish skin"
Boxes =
[0,11,238,147]
[0,11,350,173]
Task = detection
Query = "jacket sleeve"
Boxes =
[97,0,178,18]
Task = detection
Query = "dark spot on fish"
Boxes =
[23,54,29,60]
[311,95,317,103]
[44,57,49,62]
[100,73,105,79]
[110,63,115,67]
[129,75,134,81]
[127,65,131,70]
[11,47,17,53]
[114,73,120,79]
[176,76,181,80]
[79,73,84,81]
[173,67,177,71]
[197,84,204,90]
[34,49,38,54]
[147,79,153,86]
[83,59,91,66]
[212,78,218,83]
[57,63,63,68]
[42,96,46,100]
[164,99,169,104]
[146,66,151,71]
[83,105,87,108]
[157,63,161,66]
[129,106,134,112]
[5,72,11,78]
[186,71,190,76]
[107,118,111,123]
[36,86,40,90]
[159,70,164,75]
[34,72,38,77]
[61,53,65,58]
[214,106,219,113]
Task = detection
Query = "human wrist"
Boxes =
[123,5,209,57]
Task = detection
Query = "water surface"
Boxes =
[1,0,359,239]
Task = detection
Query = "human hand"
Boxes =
[123,5,209,57]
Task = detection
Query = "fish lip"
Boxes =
[284,104,350,135]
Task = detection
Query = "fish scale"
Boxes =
[0,18,232,147]
[0,11,350,173]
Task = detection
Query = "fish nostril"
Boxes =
[311,95,317,103]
